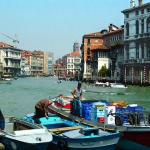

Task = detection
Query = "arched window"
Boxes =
[147,17,150,33]
[141,19,144,33]
[126,23,129,37]
[136,20,139,34]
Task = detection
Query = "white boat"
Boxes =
[0,117,52,150]
[85,82,127,93]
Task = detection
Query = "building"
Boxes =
[62,52,81,79]
[43,52,54,75]
[0,42,22,77]
[80,31,103,80]
[80,24,124,82]
[21,50,44,76]
[122,0,150,84]
[73,42,80,53]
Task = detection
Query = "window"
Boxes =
[136,11,139,15]
[141,9,144,14]
[147,47,150,58]
[126,14,129,18]
[126,23,129,36]
[136,20,139,34]
[136,44,139,58]
[147,8,150,12]
[87,39,90,44]
[141,44,144,58]
[147,17,150,33]
[141,19,144,33]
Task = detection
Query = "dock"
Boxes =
[0,143,5,150]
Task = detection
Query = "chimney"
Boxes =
[139,0,142,6]
[130,0,135,8]
[109,24,113,32]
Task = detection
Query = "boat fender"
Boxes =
[57,139,68,150]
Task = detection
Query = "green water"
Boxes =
[0,76,150,117]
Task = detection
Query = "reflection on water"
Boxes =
[0,77,150,118]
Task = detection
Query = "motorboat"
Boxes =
[0,116,52,150]
[23,113,121,150]
[85,82,127,93]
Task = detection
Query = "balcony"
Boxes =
[4,56,21,60]
[4,65,21,68]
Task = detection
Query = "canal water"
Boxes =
[0,76,150,118]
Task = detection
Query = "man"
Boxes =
[35,99,53,119]
[71,83,83,117]
[0,109,5,132]
[71,82,82,99]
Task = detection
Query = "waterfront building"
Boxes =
[80,32,102,80]
[43,52,54,75]
[0,42,22,77]
[122,0,150,84]
[102,25,124,82]
[80,24,124,82]
[62,51,81,79]
[21,50,44,76]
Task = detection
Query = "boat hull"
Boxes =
[50,134,120,150]
[116,131,150,150]
[0,137,50,150]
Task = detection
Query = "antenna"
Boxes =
[1,32,19,48]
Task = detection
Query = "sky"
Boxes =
[0,0,150,61]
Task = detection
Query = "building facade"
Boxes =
[43,52,54,75]
[80,24,124,81]
[0,42,22,77]
[122,0,150,84]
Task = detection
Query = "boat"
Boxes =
[23,113,121,150]
[47,99,150,150]
[0,116,52,150]
[85,82,127,93]
[0,78,12,84]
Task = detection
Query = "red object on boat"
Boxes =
[55,101,71,109]
[97,117,104,123]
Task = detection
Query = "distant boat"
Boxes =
[85,82,127,93]
[0,116,52,150]
[23,113,121,150]
[0,78,12,84]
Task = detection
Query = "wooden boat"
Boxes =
[85,82,127,93]
[0,116,52,150]
[23,113,121,150]
[48,101,150,150]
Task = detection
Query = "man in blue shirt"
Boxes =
[0,109,5,132]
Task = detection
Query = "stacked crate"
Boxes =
[90,102,106,123]
[82,103,93,120]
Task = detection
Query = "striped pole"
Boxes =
[114,67,117,83]
[144,66,146,86]
[124,66,126,86]
[132,67,134,86]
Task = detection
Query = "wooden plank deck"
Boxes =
[49,126,83,132]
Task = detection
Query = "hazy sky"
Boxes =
[0,0,150,61]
